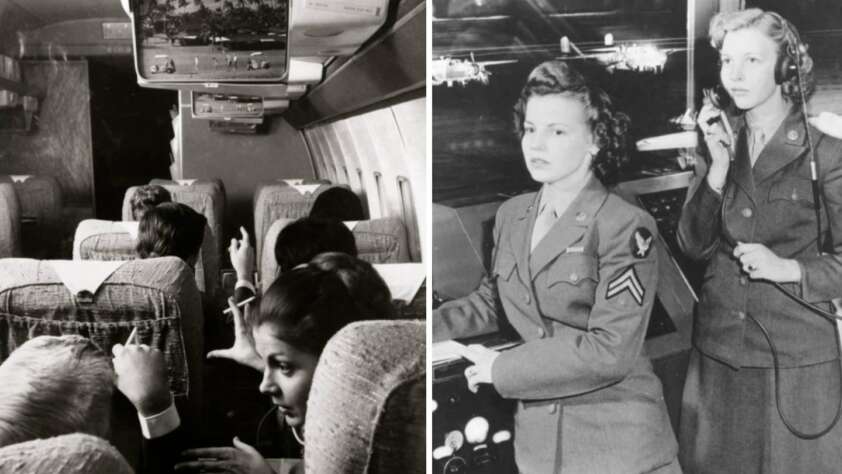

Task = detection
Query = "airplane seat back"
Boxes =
[0,183,21,258]
[252,180,339,260]
[0,175,63,259]
[0,257,204,468]
[122,180,223,298]
[259,217,410,293]
[73,220,137,261]
[0,433,132,474]
[305,320,425,474]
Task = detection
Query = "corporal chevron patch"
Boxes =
[606,266,644,306]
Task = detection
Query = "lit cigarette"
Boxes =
[125,327,138,346]
[223,296,256,314]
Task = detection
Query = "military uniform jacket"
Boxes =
[434,177,677,473]
[678,107,842,368]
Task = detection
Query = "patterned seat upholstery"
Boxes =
[0,257,202,399]
[122,180,224,297]
[0,257,204,469]
[0,434,133,474]
[73,220,137,261]
[305,320,425,474]
[0,184,20,258]
[0,175,63,259]
[252,180,338,260]
[259,217,410,293]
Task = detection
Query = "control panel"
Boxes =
[433,336,518,474]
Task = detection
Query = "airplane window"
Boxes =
[373,171,385,217]
[397,176,420,261]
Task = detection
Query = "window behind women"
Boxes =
[678,8,842,472]
[433,60,679,473]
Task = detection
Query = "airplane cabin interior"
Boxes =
[0,0,425,471]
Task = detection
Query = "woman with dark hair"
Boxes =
[176,262,380,472]
[308,251,395,319]
[433,60,679,472]
[274,217,358,273]
[129,184,172,221]
[308,187,365,222]
[136,202,207,267]
[679,9,842,472]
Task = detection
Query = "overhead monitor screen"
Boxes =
[132,0,288,83]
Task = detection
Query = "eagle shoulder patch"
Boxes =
[630,227,653,259]
[606,266,645,306]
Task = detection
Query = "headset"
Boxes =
[710,12,841,440]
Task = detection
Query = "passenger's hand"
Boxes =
[463,344,500,393]
[733,242,802,283]
[809,112,842,140]
[229,227,254,283]
[697,103,731,188]
[175,437,275,474]
[207,298,264,371]
[112,343,172,417]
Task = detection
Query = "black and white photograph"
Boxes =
[432,0,842,473]
[0,0,425,472]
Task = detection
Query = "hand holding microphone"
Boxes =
[699,90,734,193]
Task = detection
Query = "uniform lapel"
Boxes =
[529,176,608,279]
[752,108,808,185]
[510,192,539,285]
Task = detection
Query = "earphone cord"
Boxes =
[719,176,842,439]
[255,404,279,449]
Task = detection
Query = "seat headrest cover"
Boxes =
[305,320,425,473]
[0,433,133,474]
[373,263,425,303]
[48,260,128,298]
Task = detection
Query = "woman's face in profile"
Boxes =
[254,323,319,429]
[720,27,780,110]
[521,94,595,186]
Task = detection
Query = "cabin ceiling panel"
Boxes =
[4,0,126,27]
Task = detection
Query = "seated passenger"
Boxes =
[0,335,112,447]
[136,202,206,268]
[274,217,357,273]
[129,184,172,221]
[116,258,388,473]
[227,217,359,303]
[308,187,365,222]
[308,251,395,318]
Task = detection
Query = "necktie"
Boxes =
[531,204,557,252]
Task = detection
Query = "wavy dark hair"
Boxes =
[309,252,395,319]
[709,9,814,105]
[130,184,172,221]
[250,265,369,355]
[274,217,357,273]
[513,60,630,185]
[136,202,206,263]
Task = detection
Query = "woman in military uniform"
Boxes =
[678,9,842,473]
[433,60,680,473]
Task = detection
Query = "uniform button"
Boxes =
[523,293,531,305]
[537,328,546,338]
[787,130,799,141]
[548,404,557,414]
[569,273,579,283]
[737,311,746,320]
[740,276,748,286]
[742,208,753,218]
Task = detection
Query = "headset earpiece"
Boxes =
[775,54,798,84]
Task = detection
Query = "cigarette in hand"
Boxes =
[222,296,256,315]
[125,327,138,346]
